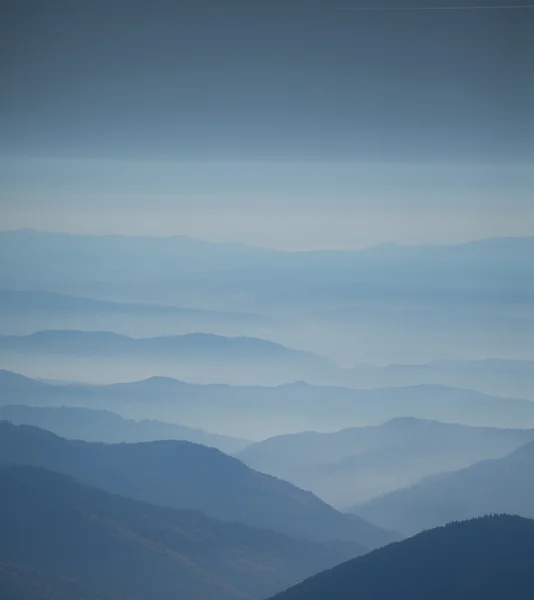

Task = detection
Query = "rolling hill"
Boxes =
[268,515,534,600]
[354,441,534,535]
[0,422,395,549]
[0,465,366,600]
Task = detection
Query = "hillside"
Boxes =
[269,515,534,600]
[0,465,365,600]
[0,563,115,600]
[354,441,534,535]
[238,418,534,506]
[0,422,395,548]
[0,404,250,453]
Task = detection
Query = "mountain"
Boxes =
[0,405,250,453]
[268,515,534,600]
[0,562,113,600]
[2,370,534,438]
[237,418,534,507]
[0,422,395,549]
[0,330,331,385]
[0,465,367,600]
[354,441,534,536]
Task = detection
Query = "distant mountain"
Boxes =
[0,330,332,385]
[354,441,534,536]
[0,405,250,453]
[268,515,534,600]
[0,289,271,338]
[0,330,322,363]
[0,422,395,549]
[1,231,532,311]
[349,358,534,401]
[2,370,534,438]
[0,465,366,600]
[238,418,534,507]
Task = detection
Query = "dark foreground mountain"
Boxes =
[354,441,534,535]
[238,418,534,507]
[269,515,534,600]
[0,422,395,548]
[3,370,534,438]
[0,466,365,600]
[0,404,250,453]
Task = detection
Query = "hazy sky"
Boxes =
[1,1,533,249]
[1,157,533,249]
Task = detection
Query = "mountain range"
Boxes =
[2,369,534,438]
[0,422,396,549]
[0,404,250,453]
[0,330,331,385]
[349,358,534,401]
[238,418,534,507]
[0,465,365,600]
[1,231,533,311]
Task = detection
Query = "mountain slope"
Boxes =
[0,563,116,600]
[354,441,534,535]
[269,515,534,600]
[0,422,395,548]
[0,465,365,600]
[238,418,534,506]
[0,404,250,453]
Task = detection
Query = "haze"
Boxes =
[1,2,533,600]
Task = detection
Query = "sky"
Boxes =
[1,1,533,250]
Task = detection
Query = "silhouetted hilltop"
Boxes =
[269,515,534,600]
